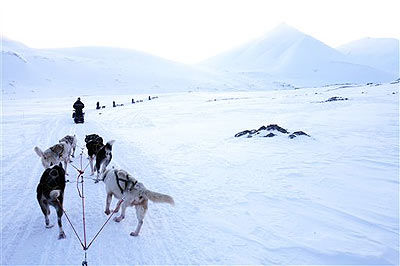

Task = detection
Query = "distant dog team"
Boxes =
[35,133,173,239]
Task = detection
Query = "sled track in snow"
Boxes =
[76,114,211,264]
[2,110,207,264]
[1,115,80,264]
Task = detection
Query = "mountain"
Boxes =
[337,37,399,76]
[1,38,239,98]
[201,23,395,86]
[202,23,343,72]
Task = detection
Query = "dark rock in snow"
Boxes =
[390,78,399,84]
[235,124,288,137]
[325,96,348,102]
[235,124,308,139]
[264,133,276,138]
[265,124,289,134]
[234,130,251,138]
[288,131,310,139]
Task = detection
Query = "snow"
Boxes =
[3,25,399,99]
[1,83,399,264]
[1,22,399,264]
[1,39,244,99]
[337,37,399,76]
[201,24,397,86]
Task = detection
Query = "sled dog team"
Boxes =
[34,134,174,239]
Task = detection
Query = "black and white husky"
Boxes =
[84,134,103,175]
[94,140,115,181]
[101,168,174,236]
[36,163,66,239]
[84,134,115,180]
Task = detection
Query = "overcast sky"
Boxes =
[1,0,399,64]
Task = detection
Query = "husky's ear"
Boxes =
[59,162,63,167]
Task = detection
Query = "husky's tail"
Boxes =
[144,190,175,205]
[49,190,61,199]
[34,146,44,158]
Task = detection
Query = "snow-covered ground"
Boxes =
[1,82,398,264]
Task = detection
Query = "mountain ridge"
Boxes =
[200,24,397,85]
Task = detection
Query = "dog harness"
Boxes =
[50,144,64,158]
[114,170,137,194]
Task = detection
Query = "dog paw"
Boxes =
[113,216,123,223]
[58,232,66,239]
[130,232,139,237]
[45,224,54,229]
[104,210,111,215]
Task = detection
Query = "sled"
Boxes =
[73,111,84,124]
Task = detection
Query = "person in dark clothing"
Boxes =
[73,97,85,116]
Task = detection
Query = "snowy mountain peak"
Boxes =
[337,37,399,75]
[202,24,343,73]
[261,22,304,39]
[201,24,396,84]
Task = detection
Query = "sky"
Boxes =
[1,0,399,64]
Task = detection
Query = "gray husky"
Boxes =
[59,135,77,158]
[34,135,77,172]
[101,168,174,236]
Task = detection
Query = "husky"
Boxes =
[94,140,115,181]
[101,169,174,236]
[34,140,72,173]
[36,163,66,239]
[85,134,104,159]
[84,134,104,176]
[59,135,77,159]
[85,134,103,145]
